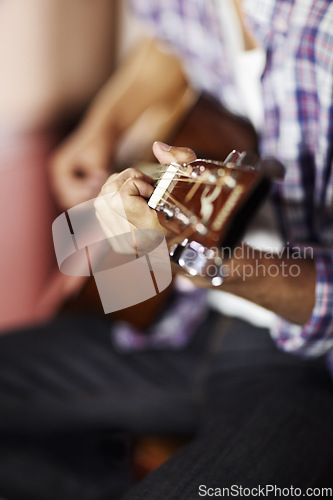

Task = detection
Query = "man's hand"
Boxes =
[49,36,189,210]
[94,141,197,237]
[50,126,114,210]
[94,167,160,236]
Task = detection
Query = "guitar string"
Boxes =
[151,166,227,227]
[151,171,229,187]
[152,172,227,184]
[146,165,237,243]
[151,169,228,217]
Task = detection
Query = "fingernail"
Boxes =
[156,141,171,152]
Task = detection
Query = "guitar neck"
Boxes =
[146,153,277,285]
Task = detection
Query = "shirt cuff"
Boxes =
[271,246,333,357]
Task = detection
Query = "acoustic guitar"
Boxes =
[61,93,273,328]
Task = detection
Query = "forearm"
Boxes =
[79,37,188,140]
[221,246,316,326]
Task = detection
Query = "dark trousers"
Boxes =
[0,313,332,499]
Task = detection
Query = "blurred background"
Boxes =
[0,0,144,332]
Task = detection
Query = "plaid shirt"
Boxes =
[130,0,333,372]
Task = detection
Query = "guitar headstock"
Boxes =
[148,151,283,285]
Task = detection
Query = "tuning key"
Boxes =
[207,173,217,183]
[223,175,237,189]
[163,206,175,220]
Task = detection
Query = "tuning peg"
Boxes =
[223,150,240,165]
[162,206,175,220]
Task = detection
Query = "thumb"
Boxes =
[153,141,197,166]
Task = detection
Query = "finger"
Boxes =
[98,175,155,223]
[66,165,108,195]
[95,177,159,233]
[101,168,155,202]
[103,167,154,188]
[152,141,197,165]
[115,177,155,221]
[70,140,112,175]
[71,162,108,182]
[119,176,155,200]
[119,178,161,231]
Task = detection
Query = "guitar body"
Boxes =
[169,92,258,161]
